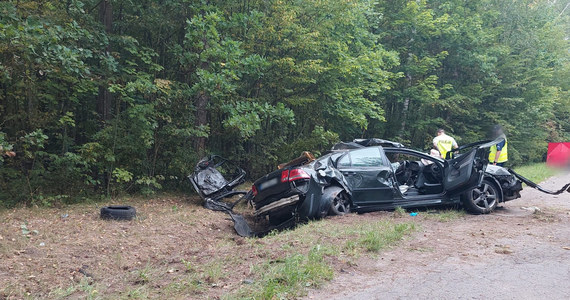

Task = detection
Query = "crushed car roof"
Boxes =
[332,138,404,150]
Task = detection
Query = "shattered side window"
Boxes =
[349,147,384,167]
[337,153,351,168]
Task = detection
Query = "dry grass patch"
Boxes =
[0,197,416,299]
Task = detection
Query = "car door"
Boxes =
[337,147,397,205]
[443,147,486,195]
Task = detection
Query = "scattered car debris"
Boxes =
[188,155,254,237]
[508,169,570,195]
[189,155,247,203]
[494,245,514,254]
[521,206,541,213]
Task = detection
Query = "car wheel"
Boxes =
[462,179,499,214]
[329,190,351,216]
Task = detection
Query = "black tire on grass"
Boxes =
[100,205,136,220]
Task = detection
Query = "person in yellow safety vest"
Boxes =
[489,125,508,166]
[432,128,459,159]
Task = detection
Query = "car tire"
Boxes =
[100,205,136,220]
[329,189,351,216]
[461,179,499,214]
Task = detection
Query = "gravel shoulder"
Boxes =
[307,172,570,300]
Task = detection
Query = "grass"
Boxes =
[394,206,406,217]
[134,264,153,285]
[394,207,465,223]
[162,275,204,296]
[513,163,559,184]
[422,209,466,222]
[203,260,225,283]
[0,196,417,300]
[50,277,100,300]
[357,223,414,252]
[229,219,416,299]
[244,245,335,300]
[122,287,149,299]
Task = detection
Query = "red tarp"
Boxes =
[547,142,570,167]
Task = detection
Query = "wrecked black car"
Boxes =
[190,138,570,236]
[250,138,493,226]
[248,138,569,226]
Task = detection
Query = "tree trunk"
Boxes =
[194,90,208,157]
[97,87,112,121]
[97,0,113,121]
[400,73,412,135]
[99,0,113,32]
[400,51,414,137]
[98,0,114,196]
[194,33,210,157]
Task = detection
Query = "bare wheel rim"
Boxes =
[471,182,497,210]
[333,192,350,213]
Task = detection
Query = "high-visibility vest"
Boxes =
[489,138,508,163]
[436,137,455,159]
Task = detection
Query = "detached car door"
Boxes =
[443,147,487,195]
[336,147,396,205]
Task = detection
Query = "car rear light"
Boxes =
[252,185,258,196]
[281,169,290,183]
[280,168,310,183]
[287,169,311,181]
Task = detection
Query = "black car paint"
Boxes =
[250,159,341,223]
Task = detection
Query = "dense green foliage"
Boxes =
[1,0,568,206]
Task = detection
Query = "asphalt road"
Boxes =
[307,171,570,300]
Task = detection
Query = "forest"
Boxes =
[0,0,568,206]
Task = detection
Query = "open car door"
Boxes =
[443,147,487,195]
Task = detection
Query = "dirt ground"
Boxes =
[1,173,569,299]
[0,196,248,299]
[0,193,407,299]
[306,172,570,300]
